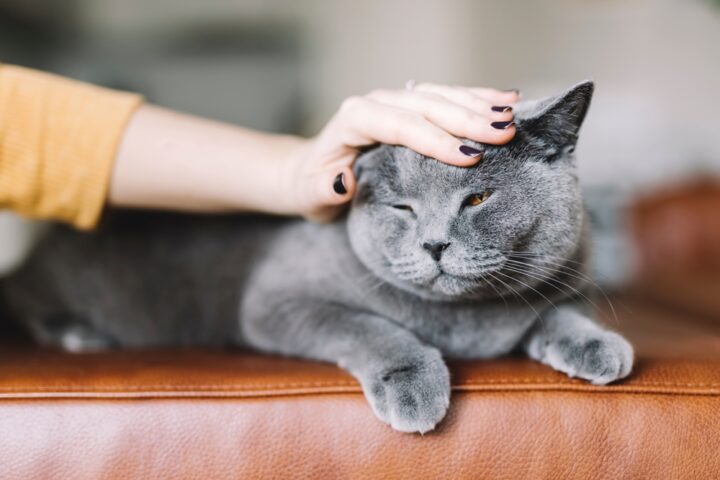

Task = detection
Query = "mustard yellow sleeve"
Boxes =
[0,64,143,229]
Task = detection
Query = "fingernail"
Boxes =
[491,121,515,130]
[504,88,521,95]
[491,105,512,113]
[333,173,347,195]
[459,145,482,158]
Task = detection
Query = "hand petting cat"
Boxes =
[283,84,519,222]
[109,83,519,225]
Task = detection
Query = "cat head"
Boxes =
[347,81,593,301]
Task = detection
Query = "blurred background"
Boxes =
[1,0,719,314]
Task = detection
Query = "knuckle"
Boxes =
[458,109,479,124]
[395,110,423,126]
[339,96,365,113]
[417,91,444,103]
[415,82,438,91]
[367,88,390,99]
[428,129,453,148]
[471,97,491,110]
[446,86,469,98]
[387,112,422,143]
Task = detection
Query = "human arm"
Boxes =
[0,63,519,227]
[110,85,519,222]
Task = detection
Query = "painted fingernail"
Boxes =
[333,173,347,195]
[459,145,482,158]
[491,121,515,130]
[491,105,512,113]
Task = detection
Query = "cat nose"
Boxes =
[422,242,450,261]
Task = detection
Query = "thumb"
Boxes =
[319,166,356,206]
[303,167,356,223]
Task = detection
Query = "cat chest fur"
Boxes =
[242,221,541,360]
[351,284,540,359]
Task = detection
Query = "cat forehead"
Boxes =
[362,147,483,193]
[360,140,530,190]
[355,86,586,195]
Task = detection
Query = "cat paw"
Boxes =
[360,350,451,434]
[37,315,118,353]
[544,330,634,385]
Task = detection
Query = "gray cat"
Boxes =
[0,81,633,433]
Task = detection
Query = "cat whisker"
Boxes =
[503,251,589,267]
[508,254,617,309]
[467,251,504,258]
[462,260,505,270]
[501,263,605,316]
[444,265,502,278]
[394,269,436,285]
[504,258,593,287]
[349,270,389,298]
[493,270,559,314]
[486,272,546,333]
[502,256,619,326]
[391,259,422,268]
[478,275,511,316]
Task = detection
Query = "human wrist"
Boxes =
[227,133,312,216]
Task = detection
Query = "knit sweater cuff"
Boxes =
[0,64,143,229]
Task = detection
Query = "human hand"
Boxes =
[284,83,520,222]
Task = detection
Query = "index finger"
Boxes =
[466,86,521,104]
[335,97,486,167]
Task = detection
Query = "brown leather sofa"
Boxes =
[1,182,719,479]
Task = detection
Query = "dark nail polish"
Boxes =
[491,121,515,130]
[333,173,347,195]
[491,105,512,113]
[459,145,482,158]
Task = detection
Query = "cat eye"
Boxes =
[463,192,491,208]
[392,204,414,213]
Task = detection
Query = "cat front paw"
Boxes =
[360,349,451,434]
[544,330,634,385]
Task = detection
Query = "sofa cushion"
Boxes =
[1,295,719,479]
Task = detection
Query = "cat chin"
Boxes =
[376,273,478,302]
[383,273,488,301]
[428,274,486,298]
[365,258,502,300]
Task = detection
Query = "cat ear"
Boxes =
[516,80,594,149]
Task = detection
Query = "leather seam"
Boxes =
[1,389,720,400]
[1,379,720,392]
[0,382,360,391]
